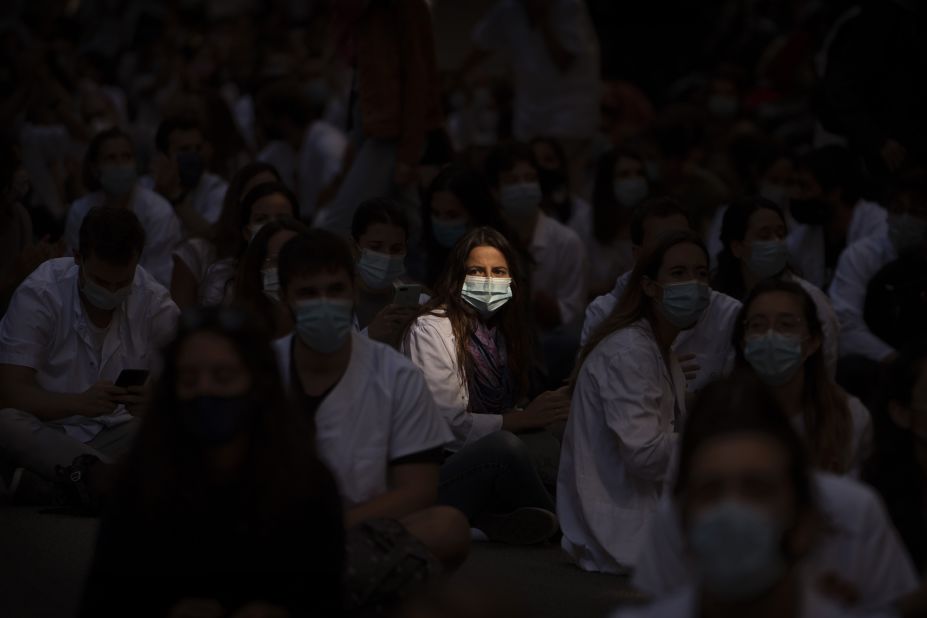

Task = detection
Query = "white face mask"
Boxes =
[248,222,266,241]
[499,182,542,220]
[261,267,280,302]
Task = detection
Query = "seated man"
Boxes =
[272,230,469,583]
[582,197,742,392]
[0,207,179,504]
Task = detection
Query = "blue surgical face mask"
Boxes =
[80,270,132,311]
[357,249,406,290]
[176,151,205,190]
[461,276,512,317]
[99,164,137,197]
[177,395,255,447]
[657,281,710,329]
[688,500,785,602]
[743,331,804,386]
[746,240,789,278]
[499,182,542,219]
[293,299,353,354]
[432,216,469,249]
[888,212,927,255]
[261,267,280,302]
[613,177,649,208]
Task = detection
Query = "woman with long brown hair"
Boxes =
[402,226,567,545]
[559,229,711,574]
[733,278,872,475]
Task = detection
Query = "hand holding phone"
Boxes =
[115,369,149,388]
[393,282,423,308]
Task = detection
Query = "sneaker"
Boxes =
[473,507,559,546]
[51,454,102,516]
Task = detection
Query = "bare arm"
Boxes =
[345,462,439,528]
[0,364,124,421]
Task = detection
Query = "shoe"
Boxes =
[473,507,559,545]
[51,454,102,516]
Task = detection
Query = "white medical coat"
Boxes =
[558,318,687,573]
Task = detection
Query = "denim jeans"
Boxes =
[438,430,555,521]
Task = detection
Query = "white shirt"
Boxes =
[138,172,228,228]
[0,258,179,442]
[786,199,887,289]
[567,197,635,294]
[790,395,872,478]
[632,473,919,612]
[530,212,589,326]
[172,237,216,286]
[65,187,182,287]
[257,140,297,195]
[581,273,742,392]
[828,233,898,362]
[297,121,347,220]
[790,274,841,378]
[611,581,890,618]
[199,258,237,307]
[558,318,687,573]
[473,0,600,140]
[402,312,502,451]
[274,332,452,508]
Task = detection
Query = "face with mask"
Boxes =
[532,140,569,205]
[613,155,649,209]
[498,160,542,221]
[758,157,795,211]
[261,229,298,302]
[77,254,137,312]
[683,432,800,603]
[430,190,472,249]
[175,331,257,447]
[354,222,408,291]
[243,192,296,242]
[733,208,790,279]
[742,291,819,387]
[461,245,513,318]
[788,169,832,226]
[96,135,138,198]
[167,127,208,190]
[644,241,711,329]
[285,267,356,355]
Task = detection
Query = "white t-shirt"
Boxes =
[473,0,601,140]
[65,187,182,287]
[274,332,452,507]
[632,473,919,612]
[530,212,589,326]
[581,273,742,392]
[559,318,687,573]
[0,258,179,442]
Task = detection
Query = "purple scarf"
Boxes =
[466,322,515,415]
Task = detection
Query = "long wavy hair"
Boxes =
[733,278,853,473]
[712,195,789,300]
[112,307,337,530]
[575,229,709,381]
[410,226,534,395]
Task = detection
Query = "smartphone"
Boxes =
[393,282,423,307]
[115,369,149,388]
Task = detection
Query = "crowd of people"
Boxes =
[1,0,926,616]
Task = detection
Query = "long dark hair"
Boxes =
[412,226,534,394]
[863,338,927,570]
[591,148,645,245]
[712,195,788,300]
[213,162,283,259]
[233,217,310,336]
[575,229,708,379]
[674,373,819,535]
[733,279,853,473]
[112,307,331,529]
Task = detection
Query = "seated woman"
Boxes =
[560,230,710,574]
[418,162,515,287]
[232,217,310,339]
[403,227,568,545]
[171,161,282,309]
[80,307,344,617]
[864,338,927,574]
[712,195,840,376]
[351,198,427,347]
[734,279,872,476]
[616,375,895,617]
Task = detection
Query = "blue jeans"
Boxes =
[438,430,555,521]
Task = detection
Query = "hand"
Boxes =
[678,353,700,383]
[229,603,290,618]
[72,381,126,417]
[880,139,907,173]
[504,387,570,432]
[533,292,562,330]
[367,304,420,348]
[113,385,149,417]
[167,598,225,618]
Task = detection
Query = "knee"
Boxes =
[484,430,529,458]
[428,505,471,571]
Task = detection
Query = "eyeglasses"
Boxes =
[743,314,805,337]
